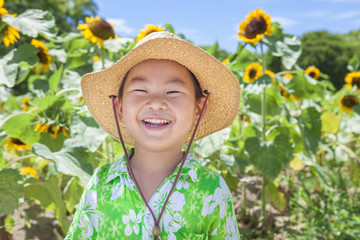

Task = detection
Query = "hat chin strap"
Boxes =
[109,90,210,239]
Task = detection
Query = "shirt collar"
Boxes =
[105,151,201,184]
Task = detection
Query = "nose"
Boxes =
[146,94,167,110]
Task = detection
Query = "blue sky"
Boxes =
[93,0,360,53]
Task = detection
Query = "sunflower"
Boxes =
[136,24,165,42]
[20,167,39,179]
[22,97,30,111]
[4,138,31,151]
[35,121,68,139]
[283,73,293,80]
[345,72,360,92]
[305,67,320,80]
[338,95,359,113]
[289,94,301,102]
[77,16,118,47]
[238,9,274,45]
[240,114,251,123]
[31,39,52,74]
[222,58,230,65]
[0,0,8,16]
[0,1,20,47]
[244,62,263,83]
[265,69,275,85]
[279,82,288,100]
[93,55,100,62]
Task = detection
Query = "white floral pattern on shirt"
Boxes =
[78,190,104,239]
[66,152,241,239]
[122,209,143,236]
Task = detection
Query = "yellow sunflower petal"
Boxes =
[244,62,263,83]
[305,67,320,80]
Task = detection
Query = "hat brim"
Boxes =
[81,32,241,146]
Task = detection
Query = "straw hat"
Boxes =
[81,32,240,146]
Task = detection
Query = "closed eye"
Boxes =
[167,91,181,94]
[133,89,148,93]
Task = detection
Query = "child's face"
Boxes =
[117,59,206,152]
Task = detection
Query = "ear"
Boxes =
[194,96,209,124]
[114,97,123,120]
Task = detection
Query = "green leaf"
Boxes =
[268,35,301,70]
[193,127,231,158]
[24,175,69,234]
[49,65,63,91]
[320,111,340,134]
[296,153,330,186]
[223,172,239,193]
[347,54,359,72]
[49,49,67,63]
[245,134,293,180]
[228,47,256,71]
[287,70,324,99]
[206,41,219,56]
[32,143,92,186]
[1,112,40,144]
[264,181,287,211]
[9,43,39,67]
[0,50,18,87]
[163,23,175,34]
[65,115,108,152]
[0,169,24,216]
[104,38,133,52]
[220,153,235,168]
[297,107,321,155]
[246,86,283,116]
[354,104,360,115]
[68,38,90,54]
[3,9,57,38]
[64,177,84,214]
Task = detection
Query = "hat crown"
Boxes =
[136,31,179,47]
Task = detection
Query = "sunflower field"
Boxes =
[1,1,360,239]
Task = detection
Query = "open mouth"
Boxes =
[142,118,171,128]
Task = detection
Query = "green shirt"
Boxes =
[65,152,240,239]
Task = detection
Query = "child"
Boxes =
[65,32,241,239]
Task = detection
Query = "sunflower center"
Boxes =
[309,71,316,78]
[351,77,360,88]
[244,17,267,39]
[342,96,358,108]
[37,48,49,64]
[88,19,115,40]
[249,68,257,79]
[12,138,26,145]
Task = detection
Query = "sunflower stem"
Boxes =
[260,41,267,226]
[101,47,105,70]
[104,135,110,163]
[3,154,36,168]
[55,88,80,96]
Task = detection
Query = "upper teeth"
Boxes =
[144,119,170,124]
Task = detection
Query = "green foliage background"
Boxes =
[1,1,360,239]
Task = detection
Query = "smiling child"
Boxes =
[66,32,241,239]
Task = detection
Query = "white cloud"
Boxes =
[331,11,360,20]
[106,18,135,35]
[271,16,298,27]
